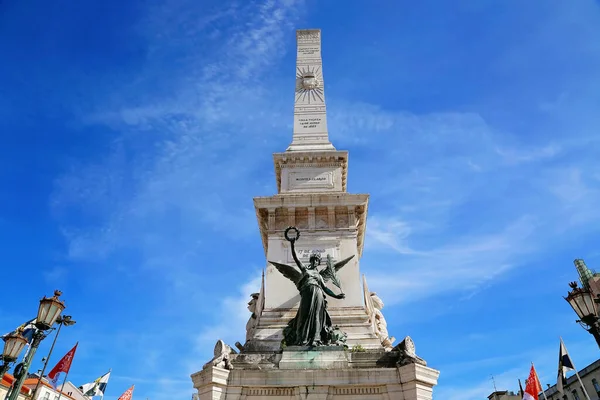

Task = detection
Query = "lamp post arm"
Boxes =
[7,331,45,400]
[30,322,63,400]
[587,319,600,349]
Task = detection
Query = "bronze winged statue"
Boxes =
[268,227,355,347]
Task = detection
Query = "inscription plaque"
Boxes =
[288,169,334,190]
[284,243,340,264]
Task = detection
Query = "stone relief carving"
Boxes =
[203,340,237,370]
[316,216,328,229]
[275,216,286,230]
[296,213,308,229]
[336,214,348,228]
[395,336,427,366]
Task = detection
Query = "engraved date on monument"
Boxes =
[298,117,322,129]
[287,248,338,263]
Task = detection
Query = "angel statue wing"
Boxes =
[268,261,303,288]
[320,254,355,290]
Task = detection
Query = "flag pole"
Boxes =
[55,366,70,400]
[101,368,112,400]
[532,362,549,400]
[560,338,592,400]
[518,378,524,397]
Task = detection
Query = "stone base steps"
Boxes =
[245,305,383,352]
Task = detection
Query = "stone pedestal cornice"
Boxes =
[253,193,368,258]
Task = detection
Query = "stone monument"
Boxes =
[191,29,440,400]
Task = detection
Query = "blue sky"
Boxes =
[1,0,600,399]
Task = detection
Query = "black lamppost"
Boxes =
[0,331,28,378]
[30,315,76,399]
[5,290,66,400]
[565,281,600,347]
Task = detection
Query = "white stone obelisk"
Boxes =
[288,29,335,152]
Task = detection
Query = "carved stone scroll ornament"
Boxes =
[202,340,237,370]
[394,336,427,366]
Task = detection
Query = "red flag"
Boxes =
[47,343,78,389]
[523,364,542,400]
[118,385,135,400]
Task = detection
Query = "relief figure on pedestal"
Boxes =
[269,226,354,347]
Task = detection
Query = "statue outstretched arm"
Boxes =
[290,240,306,272]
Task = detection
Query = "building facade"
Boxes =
[488,390,521,400]
[0,373,31,400]
[22,375,79,400]
[60,381,89,400]
[541,359,600,400]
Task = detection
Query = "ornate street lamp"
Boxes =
[565,282,600,347]
[30,315,76,399]
[6,290,66,400]
[0,331,28,378]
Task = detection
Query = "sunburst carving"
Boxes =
[295,66,324,104]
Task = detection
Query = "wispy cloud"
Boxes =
[50,1,304,397]
[365,214,537,305]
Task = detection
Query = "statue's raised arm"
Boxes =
[286,227,305,272]
[267,227,305,289]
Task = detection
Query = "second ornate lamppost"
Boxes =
[0,331,28,379]
[565,281,600,348]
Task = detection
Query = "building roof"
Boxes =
[0,373,33,395]
[22,377,76,400]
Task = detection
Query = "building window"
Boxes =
[572,389,580,400]
[54,396,59,400]
[593,378,600,394]
[42,393,50,400]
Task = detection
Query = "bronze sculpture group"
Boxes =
[269,227,354,347]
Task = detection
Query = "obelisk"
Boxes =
[288,29,335,152]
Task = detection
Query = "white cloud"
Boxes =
[52,0,304,270]
[185,274,262,374]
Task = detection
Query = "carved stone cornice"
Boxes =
[273,150,348,193]
[253,193,368,258]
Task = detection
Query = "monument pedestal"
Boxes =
[279,346,349,369]
[191,354,440,400]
